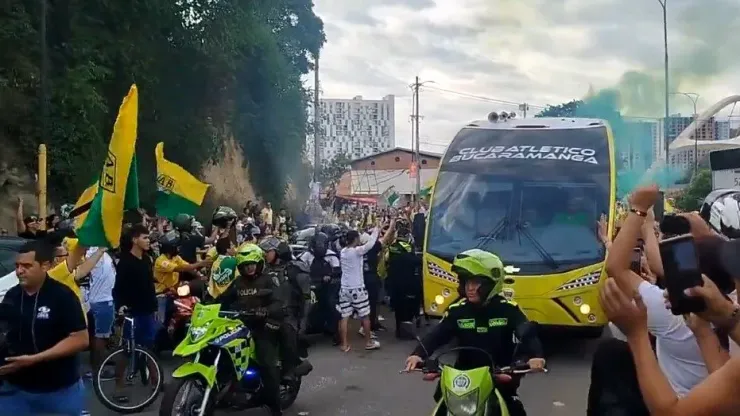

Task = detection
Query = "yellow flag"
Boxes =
[75,85,139,248]
[155,142,209,219]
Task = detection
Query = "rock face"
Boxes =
[0,146,36,233]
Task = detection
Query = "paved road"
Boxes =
[87,321,602,415]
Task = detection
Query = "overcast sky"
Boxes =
[311,0,740,151]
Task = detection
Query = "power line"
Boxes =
[421,85,546,109]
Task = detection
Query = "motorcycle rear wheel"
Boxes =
[280,377,302,409]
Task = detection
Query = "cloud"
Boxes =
[313,0,740,150]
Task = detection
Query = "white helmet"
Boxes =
[700,189,740,239]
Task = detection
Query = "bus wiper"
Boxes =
[514,222,559,269]
[475,217,511,249]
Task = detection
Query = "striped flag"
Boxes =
[74,85,140,248]
[379,185,400,207]
[155,142,210,219]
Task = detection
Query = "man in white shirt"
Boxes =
[86,247,117,372]
[338,227,380,351]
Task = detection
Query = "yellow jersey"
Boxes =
[153,255,189,294]
[48,260,83,303]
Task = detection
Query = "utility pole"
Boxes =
[313,53,321,183]
[519,103,529,118]
[659,0,670,164]
[413,76,421,199]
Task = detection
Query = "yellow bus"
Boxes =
[422,115,616,335]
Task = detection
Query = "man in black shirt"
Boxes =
[0,239,89,415]
[113,224,158,350]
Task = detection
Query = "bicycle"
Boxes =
[92,311,164,414]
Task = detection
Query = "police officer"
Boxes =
[217,244,287,415]
[403,249,546,416]
[259,237,313,380]
[299,232,341,343]
[386,218,422,339]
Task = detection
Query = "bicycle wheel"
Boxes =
[92,345,164,414]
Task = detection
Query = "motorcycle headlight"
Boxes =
[189,325,207,342]
[446,389,479,416]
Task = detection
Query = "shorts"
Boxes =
[90,300,115,338]
[123,313,159,349]
[0,379,85,415]
[337,287,370,319]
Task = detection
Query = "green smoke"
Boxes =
[576,1,740,196]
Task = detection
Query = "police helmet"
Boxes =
[235,243,265,275]
[700,189,740,239]
[172,213,194,233]
[212,206,238,228]
[452,249,507,303]
[158,230,182,255]
[309,231,330,258]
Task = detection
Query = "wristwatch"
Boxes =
[629,208,648,217]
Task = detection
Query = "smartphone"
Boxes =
[659,235,706,315]
[630,248,642,274]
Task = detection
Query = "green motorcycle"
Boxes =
[159,303,301,416]
[404,324,546,416]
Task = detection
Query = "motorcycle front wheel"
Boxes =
[159,375,215,416]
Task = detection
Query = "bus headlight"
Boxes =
[579,304,591,315]
[435,295,445,305]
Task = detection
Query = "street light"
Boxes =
[658,0,670,164]
[670,92,700,175]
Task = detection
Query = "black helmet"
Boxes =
[395,218,411,240]
[309,232,329,258]
[259,236,281,253]
[172,213,193,232]
[320,224,342,242]
[158,230,181,255]
[276,241,293,262]
[700,189,740,239]
[212,206,237,228]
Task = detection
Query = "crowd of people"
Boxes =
[0,194,436,415]
[589,185,740,416]
[7,183,740,415]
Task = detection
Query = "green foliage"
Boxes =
[674,169,712,212]
[536,100,583,118]
[0,0,325,205]
[319,153,352,189]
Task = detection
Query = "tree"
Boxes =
[674,169,712,212]
[536,100,583,117]
[0,0,325,206]
[318,153,351,190]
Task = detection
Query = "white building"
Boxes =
[716,120,731,140]
[306,95,395,164]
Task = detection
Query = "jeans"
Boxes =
[123,313,159,350]
[0,379,85,415]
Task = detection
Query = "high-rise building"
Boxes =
[654,115,718,161]
[306,95,395,164]
[716,119,731,140]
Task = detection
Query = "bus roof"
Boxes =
[463,117,607,131]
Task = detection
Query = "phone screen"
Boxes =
[672,239,699,273]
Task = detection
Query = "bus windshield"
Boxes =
[426,126,611,275]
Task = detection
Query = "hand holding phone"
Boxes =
[659,235,706,315]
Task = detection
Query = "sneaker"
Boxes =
[378,315,386,322]
[365,339,381,350]
[358,327,378,339]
